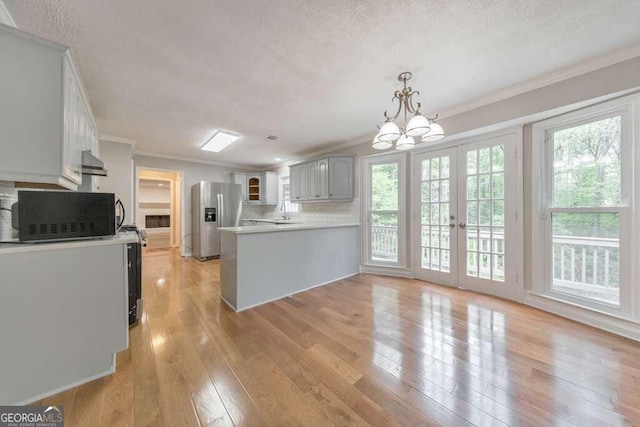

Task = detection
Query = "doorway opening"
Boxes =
[136,168,183,251]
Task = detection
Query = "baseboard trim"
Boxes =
[524,292,640,342]
[18,358,116,405]
[359,265,414,278]
[234,272,360,312]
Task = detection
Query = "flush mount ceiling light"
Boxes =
[201,130,240,152]
[274,157,282,161]
[373,72,445,151]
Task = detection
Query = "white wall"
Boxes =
[98,140,134,222]
[137,185,170,229]
[134,155,246,253]
[262,56,640,277]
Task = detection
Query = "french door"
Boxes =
[412,133,519,300]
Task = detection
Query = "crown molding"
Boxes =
[0,1,16,27]
[266,134,375,171]
[99,134,137,147]
[134,150,256,171]
[436,43,640,119]
[270,44,640,170]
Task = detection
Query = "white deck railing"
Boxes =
[371,226,619,296]
[552,236,619,287]
[371,225,398,261]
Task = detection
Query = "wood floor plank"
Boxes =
[29,248,640,426]
[130,314,167,427]
[99,350,134,427]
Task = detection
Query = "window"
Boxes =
[532,97,634,316]
[363,153,406,267]
[280,176,299,215]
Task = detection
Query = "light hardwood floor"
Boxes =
[35,249,640,426]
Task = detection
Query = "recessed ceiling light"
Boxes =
[201,130,240,152]
[275,157,282,162]
[158,183,164,186]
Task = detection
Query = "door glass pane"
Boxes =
[421,155,452,273]
[464,146,506,282]
[479,148,491,173]
[551,212,620,306]
[552,116,621,207]
[371,213,398,262]
[371,163,398,210]
[492,146,504,172]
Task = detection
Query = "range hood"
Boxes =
[81,150,108,177]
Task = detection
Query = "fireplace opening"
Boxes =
[145,215,170,228]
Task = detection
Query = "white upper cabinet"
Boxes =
[0,25,97,190]
[329,157,353,199]
[290,163,309,201]
[232,171,278,205]
[308,158,329,200]
[289,156,353,202]
[262,172,279,205]
[230,173,247,202]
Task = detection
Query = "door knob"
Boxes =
[458,222,466,229]
[449,223,455,228]
[449,215,455,220]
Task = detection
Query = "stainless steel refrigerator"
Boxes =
[191,181,242,261]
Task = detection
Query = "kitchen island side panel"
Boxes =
[233,225,360,311]
[0,243,128,405]
[220,231,238,308]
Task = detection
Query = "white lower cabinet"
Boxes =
[289,156,353,202]
[0,24,97,190]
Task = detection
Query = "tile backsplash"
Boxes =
[246,199,359,223]
[0,183,17,197]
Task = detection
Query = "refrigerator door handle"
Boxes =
[216,193,221,226]
[219,193,224,226]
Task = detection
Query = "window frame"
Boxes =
[279,175,300,215]
[532,96,635,317]
[361,152,407,269]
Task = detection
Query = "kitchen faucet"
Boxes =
[281,201,290,220]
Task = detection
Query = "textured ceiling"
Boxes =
[5,0,640,167]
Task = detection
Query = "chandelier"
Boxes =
[373,72,445,150]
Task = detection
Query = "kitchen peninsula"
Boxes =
[219,223,360,311]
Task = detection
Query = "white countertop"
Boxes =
[243,218,298,224]
[0,232,140,255]
[220,222,360,235]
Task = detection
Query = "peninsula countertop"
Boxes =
[219,222,360,235]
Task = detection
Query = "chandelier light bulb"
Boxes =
[372,133,393,150]
[395,134,415,151]
[422,122,445,142]
[405,114,431,137]
[377,121,402,142]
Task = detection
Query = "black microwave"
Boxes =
[13,191,117,242]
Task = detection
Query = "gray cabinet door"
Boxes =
[317,158,330,200]
[291,164,309,201]
[329,157,353,199]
